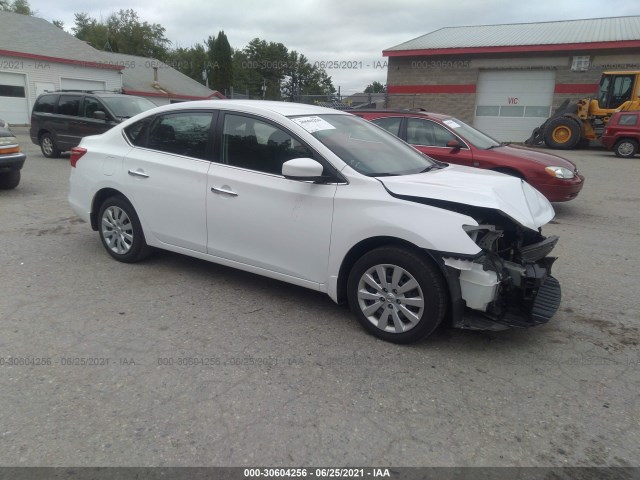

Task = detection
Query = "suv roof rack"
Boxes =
[42,89,123,94]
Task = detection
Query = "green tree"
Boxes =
[364,81,385,93]
[282,51,335,102]
[1,0,33,14]
[208,31,233,94]
[73,9,171,60]
[165,44,208,85]
[52,19,64,29]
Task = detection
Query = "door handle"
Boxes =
[211,186,238,196]
[128,169,149,178]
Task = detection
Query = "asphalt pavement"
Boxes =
[0,127,638,468]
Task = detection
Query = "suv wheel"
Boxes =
[614,139,638,158]
[0,170,20,189]
[40,133,61,158]
[347,246,448,343]
[98,196,152,263]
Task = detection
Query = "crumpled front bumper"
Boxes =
[437,235,561,331]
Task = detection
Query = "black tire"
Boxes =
[543,117,581,150]
[0,170,20,189]
[613,138,638,158]
[97,196,152,263]
[40,132,61,158]
[347,246,448,344]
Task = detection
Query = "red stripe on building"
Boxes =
[387,84,476,94]
[554,83,598,94]
[383,40,640,57]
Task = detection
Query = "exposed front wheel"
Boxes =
[98,196,151,263]
[543,117,581,150]
[40,133,61,158]
[613,139,638,158]
[0,170,20,189]
[347,246,448,343]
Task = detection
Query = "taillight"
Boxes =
[70,147,87,167]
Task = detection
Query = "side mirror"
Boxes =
[282,158,324,181]
[447,139,462,151]
[93,110,106,121]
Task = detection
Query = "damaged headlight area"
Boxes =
[442,222,561,331]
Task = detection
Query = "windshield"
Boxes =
[442,117,501,149]
[101,96,157,119]
[290,114,435,176]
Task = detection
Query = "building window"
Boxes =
[0,85,25,98]
[571,56,590,72]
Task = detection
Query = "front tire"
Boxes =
[613,139,638,158]
[543,117,581,150]
[347,246,448,343]
[0,170,20,189]
[40,133,61,158]
[98,196,151,263]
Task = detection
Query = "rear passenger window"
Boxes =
[371,117,402,136]
[147,112,213,160]
[221,114,312,174]
[618,114,638,126]
[58,95,81,116]
[34,95,56,113]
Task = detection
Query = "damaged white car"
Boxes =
[69,100,561,343]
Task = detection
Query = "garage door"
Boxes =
[0,71,28,124]
[474,70,555,142]
[60,78,106,92]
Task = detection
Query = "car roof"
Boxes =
[151,99,353,118]
[350,109,451,120]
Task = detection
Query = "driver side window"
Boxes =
[221,114,313,174]
[406,118,459,147]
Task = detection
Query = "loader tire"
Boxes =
[543,117,581,150]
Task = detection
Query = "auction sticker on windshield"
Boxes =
[292,116,336,133]
[443,119,461,129]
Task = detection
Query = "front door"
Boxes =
[206,112,336,283]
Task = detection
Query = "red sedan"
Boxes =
[351,110,585,202]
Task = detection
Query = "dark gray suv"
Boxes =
[30,91,156,158]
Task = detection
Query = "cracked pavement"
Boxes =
[0,128,638,467]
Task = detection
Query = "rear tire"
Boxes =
[98,196,152,263]
[347,246,448,343]
[613,139,638,158]
[40,132,61,158]
[0,170,20,189]
[543,117,581,150]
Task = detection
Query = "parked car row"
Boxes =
[68,100,562,343]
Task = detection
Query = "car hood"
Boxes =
[377,164,555,231]
[479,144,577,169]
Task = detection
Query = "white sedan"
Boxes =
[69,100,561,343]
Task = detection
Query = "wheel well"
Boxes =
[37,129,50,141]
[335,236,444,304]
[90,188,127,230]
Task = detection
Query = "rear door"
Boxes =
[124,110,215,253]
[53,94,83,150]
